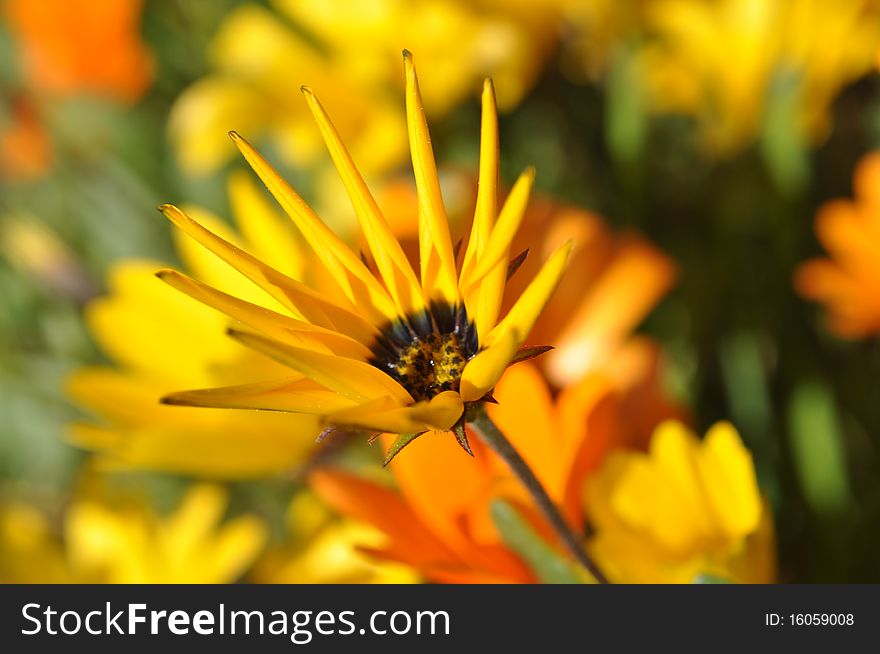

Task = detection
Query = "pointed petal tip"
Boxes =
[403,50,415,75]
[483,77,494,93]
[159,394,190,407]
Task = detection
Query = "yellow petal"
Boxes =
[229,131,398,324]
[699,421,762,539]
[76,420,318,479]
[156,269,371,359]
[458,78,511,342]
[228,329,412,403]
[162,376,358,414]
[159,203,377,344]
[462,166,535,290]
[84,261,235,384]
[66,423,121,450]
[403,50,459,305]
[406,390,465,431]
[198,513,267,583]
[301,86,424,317]
[459,329,519,402]
[325,391,463,433]
[460,78,499,279]
[485,240,572,348]
[172,205,273,308]
[462,168,535,342]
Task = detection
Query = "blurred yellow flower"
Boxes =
[0,503,74,583]
[1,485,266,584]
[587,420,775,583]
[169,0,555,177]
[637,0,880,155]
[556,0,644,82]
[67,172,321,477]
[169,3,406,180]
[795,152,880,337]
[250,492,418,584]
[66,484,265,584]
[274,0,555,114]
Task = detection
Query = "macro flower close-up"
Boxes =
[3,3,880,639]
[157,52,570,455]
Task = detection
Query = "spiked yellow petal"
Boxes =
[459,329,520,402]
[486,240,573,349]
[162,377,358,414]
[156,269,371,359]
[229,131,398,323]
[461,78,499,279]
[228,329,412,403]
[301,86,424,317]
[462,166,535,290]
[403,51,459,305]
[159,203,377,344]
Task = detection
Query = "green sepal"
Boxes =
[508,345,554,367]
[453,420,473,457]
[382,431,425,466]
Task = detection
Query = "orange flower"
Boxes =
[503,196,678,388]
[4,0,153,103]
[794,152,880,337]
[311,359,681,583]
[0,95,51,180]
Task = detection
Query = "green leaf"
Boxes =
[759,69,810,194]
[490,499,585,584]
[605,45,648,167]
[786,381,852,516]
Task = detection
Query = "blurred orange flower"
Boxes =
[795,152,880,337]
[312,358,681,584]
[0,95,51,181]
[4,0,153,103]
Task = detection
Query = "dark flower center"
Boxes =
[368,302,479,402]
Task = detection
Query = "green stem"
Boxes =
[468,404,610,584]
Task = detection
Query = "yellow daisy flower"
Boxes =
[157,51,571,459]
